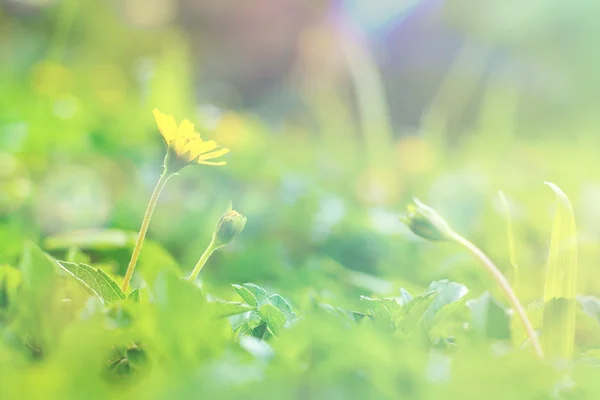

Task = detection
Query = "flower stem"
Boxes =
[188,239,217,281]
[122,170,172,292]
[450,232,544,360]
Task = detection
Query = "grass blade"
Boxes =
[498,190,519,289]
[542,182,578,360]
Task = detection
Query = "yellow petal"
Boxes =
[187,139,217,160]
[197,140,219,154]
[178,119,196,136]
[197,159,227,166]
[153,109,177,144]
[197,147,230,161]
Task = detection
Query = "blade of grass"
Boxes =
[498,190,519,289]
[542,182,578,361]
[339,27,394,169]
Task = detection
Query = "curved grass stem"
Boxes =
[451,232,544,360]
[122,170,172,292]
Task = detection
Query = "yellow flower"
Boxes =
[153,108,229,172]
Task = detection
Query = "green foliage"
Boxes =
[207,301,254,319]
[233,283,270,307]
[360,280,468,335]
[467,291,511,340]
[128,288,141,303]
[3,2,600,397]
[229,283,296,340]
[258,304,287,337]
[56,260,125,304]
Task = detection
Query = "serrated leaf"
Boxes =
[351,311,371,323]
[128,289,141,303]
[542,182,577,360]
[208,301,255,319]
[232,284,258,307]
[428,298,470,338]
[422,280,469,328]
[56,261,125,304]
[398,291,439,334]
[360,295,384,313]
[267,294,295,320]
[467,291,511,340]
[258,303,287,337]
[361,296,414,333]
[241,283,269,306]
[399,288,413,305]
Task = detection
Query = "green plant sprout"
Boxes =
[188,204,247,281]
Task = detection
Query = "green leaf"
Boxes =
[21,241,56,289]
[128,288,141,303]
[44,229,136,251]
[398,291,439,334]
[56,261,125,304]
[360,295,385,313]
[0,264,22,312]
[361,282,464,335]
[251,322,270,340]
[399,288,413,305]
[258,303,287,337]
[17,243,59,343]
[360,296,403,331]
[267,294,295,320]
[20,242,57,306]
[232,284,258,307]
[422,280,468,328]
[467,292,511,340]
[542,182,577,360]
[361,294,432,334]
[428,298,470,339]
[232,322,251,341]
[138,240,181,290]
[241,283,269,306]
[208,301,255,319]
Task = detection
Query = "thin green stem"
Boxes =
[188,240,217,281]
[122,170,172,292]
[451,232,544,360]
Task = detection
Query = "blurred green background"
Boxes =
[2,0,600,306]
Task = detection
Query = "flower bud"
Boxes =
[212,205,247,248]
[400,198,455,242]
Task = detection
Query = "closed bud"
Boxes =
[400,198,455,242]
[212,204,247,248]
